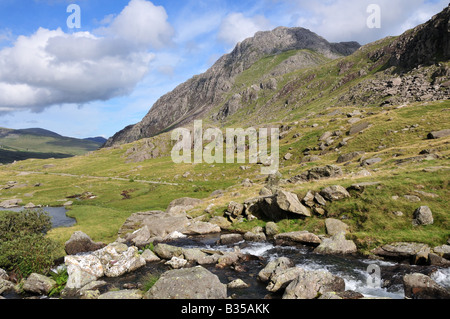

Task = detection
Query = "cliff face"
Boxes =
[104,27,360,147]
[371,5,450,71]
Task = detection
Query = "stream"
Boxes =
[76,234,450,299]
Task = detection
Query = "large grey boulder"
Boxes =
[275,190,311,217]
[283,269,346,299]
[258,257,294,282]
[0,278,14,295]
[144,266,227,299]
[94,243,146,278]
[65,231,106,255]
[428,129,450,139]
[65,254,104,289]
[412,206,434,226]
[403,273,450,299]
[23,273,56,295]
[433,245,450,259]
[372,242,431,264]
[320,185,350,202]
[314,233,357,255]
[120,211,190,242]
[266,267,304,292]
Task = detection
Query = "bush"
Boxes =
[0,209,61,279]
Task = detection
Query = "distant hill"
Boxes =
[83,136,108,145]
[0,127,105,164]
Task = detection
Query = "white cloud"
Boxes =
[0,0,173,115]
[218,12,273,46]
[287,0,448,43]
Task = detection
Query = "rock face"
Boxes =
[65,231,106,255]
[283,269,346,299]
[144,266,227,299]
[403,273,450,299]
[105,27,360,147]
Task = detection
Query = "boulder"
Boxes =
[226,201,244,218]
[0,199,22,208]
[325,218,349,236]
[267,267,304,292]
[0,268,8,280]
[314,233,357,255]
[98,289,143,300]
[403,273,450,299]
[427,129,450,139]
[258,257,294,283]
[182,248,208,263]
[141,249,161,263]
[372,242,431,263]
[361,157,382,166]
[144,266,227,299]
[265,222,279,237]
[283,269,346,299]
[65,231,106,255]
[412,206,434,226]
[182,221,221,235]
[65,254,104,289]
[165,257,188,269]
[129,226,152,248]
[275,190,311,217]
[119,211,190,241]
[243,231,267,242]
[320,185,350,202]
[274,231,321,246]
[93,243,146,278]
[433,245,450,259]
[337,151,365,164]
[209,216,232,230]
[228,279,250,289]
[348,122,370,135]
[166,197,204,215]
[153,244,184,260]
[0,278,14,295]
[23,273,56,295]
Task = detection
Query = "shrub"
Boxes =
[0,210,61,279]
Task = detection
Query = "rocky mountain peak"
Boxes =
[104,27,360,147]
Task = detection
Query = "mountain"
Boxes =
[83,136,108,145]
[0,127,105,164]
[105,27,360,147]
[106,5,450,149]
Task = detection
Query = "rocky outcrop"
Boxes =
[144,266,227,299]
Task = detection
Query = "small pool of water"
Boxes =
[0,206,76,228]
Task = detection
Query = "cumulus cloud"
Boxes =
[289,0,448,44]
[218,12,273,46]
[0,0,173,114]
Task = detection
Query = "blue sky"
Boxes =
[0,0,447,139]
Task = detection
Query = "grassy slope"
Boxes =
[0,41,448,256]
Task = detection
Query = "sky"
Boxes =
[0,0,447,139]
